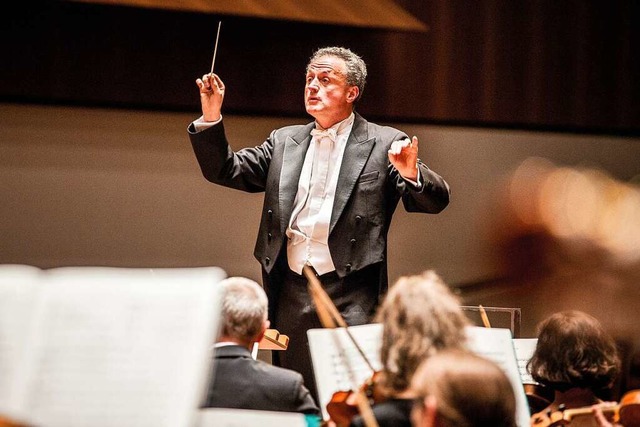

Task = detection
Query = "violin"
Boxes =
[0,416,27,427]
[530,389,640,427]
[618,390,640,426]
[302,265,382,427]
[524,383,555,414]
[326,371,386,427]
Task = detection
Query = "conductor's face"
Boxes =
[305,55,359,128]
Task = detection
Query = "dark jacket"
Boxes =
[188,113,450,296]
[203,345,320,416]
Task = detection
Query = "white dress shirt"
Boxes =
[286,113,355,275]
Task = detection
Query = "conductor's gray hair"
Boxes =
[308,46,367,102]
[219,277,268,342]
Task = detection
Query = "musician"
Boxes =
[410,349,517,427]
[349,270,469,427]
[202,276,320,416]
[528,310,620,427]
[188,46,451,400]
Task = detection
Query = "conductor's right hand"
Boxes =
[196,73,225,122]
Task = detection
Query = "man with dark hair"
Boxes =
[189,46,450,399]
[203,276,319,416]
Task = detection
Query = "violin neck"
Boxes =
[563,402,618,421]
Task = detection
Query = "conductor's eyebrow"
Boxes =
[306,62,342,76]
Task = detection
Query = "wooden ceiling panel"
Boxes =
[67,0,428,31]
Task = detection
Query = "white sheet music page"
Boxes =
[465,326,531,427]
[10,266,225,427]
[307,323,383,420]
[0,264,43,420]
[512,338,538,384]
[197,408,308,427]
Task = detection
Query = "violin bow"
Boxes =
[302,265,380,427]
[303,265,377,372]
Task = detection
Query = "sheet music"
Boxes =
[0,264,43,417]
[308,323,531,427]
[197,408,308,427]
[3,265,225,427]
[307,323,383,420]
[465,326,531,427]
[512,338,538,384]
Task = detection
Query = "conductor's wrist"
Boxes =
[193,115,222,132]
[203,113,222,122]
[402,165,422,188]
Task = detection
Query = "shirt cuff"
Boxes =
[404,167,422,189]
[192,115,222,132]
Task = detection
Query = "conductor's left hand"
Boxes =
[388,135,420,182]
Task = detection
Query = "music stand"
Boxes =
[461,306,521,338]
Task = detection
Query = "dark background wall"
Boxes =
[2,0,638,134]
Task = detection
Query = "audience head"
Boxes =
[217,276,269,348]
[527,310,619,393]
[410,349,517,427]
[376,270,469,394]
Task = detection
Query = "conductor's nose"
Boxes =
[307,77,319,91]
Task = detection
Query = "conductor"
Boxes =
[188,46,451,400]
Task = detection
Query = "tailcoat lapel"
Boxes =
[278,123,314,233]
[330,114,375,234]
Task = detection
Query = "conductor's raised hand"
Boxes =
[196,73,225,122]
[388,135,419,182]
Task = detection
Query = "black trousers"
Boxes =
[264,256,382,407]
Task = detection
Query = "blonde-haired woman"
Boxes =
[349,270,469,427]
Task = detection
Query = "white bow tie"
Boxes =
[310,127,338,142]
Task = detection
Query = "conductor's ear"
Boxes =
[346,86,359,103]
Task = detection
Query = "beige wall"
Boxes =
[2,103,639,335]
